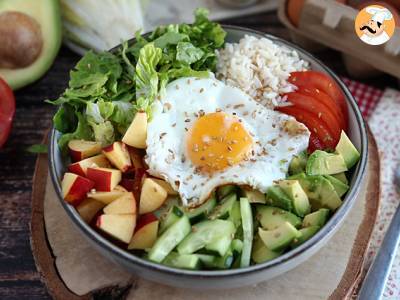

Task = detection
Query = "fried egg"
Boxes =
[145,77,310,207]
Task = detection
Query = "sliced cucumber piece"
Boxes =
[252,235,282,264]
[258,222,301,251]
[240,197,253,267]
[208,193,237,220]
[231,239,243,257]
[159,205,184,234]
[228,201,241,228]
[217,185,236,199]
[291,226,320,248]
[302,208,330,228]
[177,219,235,255]
[266,186,293,212]
[196,253,234,269]
[162,252,200,270]
[148,215,191,263]
[256,206,301,230]
[185,195,217,224]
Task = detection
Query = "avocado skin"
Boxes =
[0,0,62,90]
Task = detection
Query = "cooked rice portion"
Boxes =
[216,35,309,108]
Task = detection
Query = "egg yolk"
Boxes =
[187,112,253,173]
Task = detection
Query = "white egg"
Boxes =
[145,77,310,207]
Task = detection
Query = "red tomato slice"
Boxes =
[276,106,337,150]
[308,133,324,153]
[288,71,348,127]
[296,87,347,130]
[0,77,15,148]
[284,92,341,142]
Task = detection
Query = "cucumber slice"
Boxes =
[240,197,253,267]
[231,239,243,257]
[228,201,241,228]
[205,234,233,256]
[196,254,216,268]
[185,195,217,224]
[177,219,235,255]
[291,226,320,248]
[196,253,234,269]
[148,215,191,263]
[217,185,236,199]
[159,205,184,234]
[256,206,301,230]
[208,193,237,220]
[162,252,200,270]
[251,235,282,264]
[258,222,302,251]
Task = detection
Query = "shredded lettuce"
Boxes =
[47,9,226,151]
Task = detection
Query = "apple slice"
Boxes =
[139,178,168,214]
[122,112,147,149]
[128,213,159,250]
[96,214,136,243]
[68,140,102,162]
[103,192,136,215]
[62,173,95,205]
[68,154,110,177]
[87,190,126,204]
[114,185,128,192]
[86,167,122,192]
[128,147,145,170]
[77,198,105,223]
[102,142,132,172]
[152,178,178,196]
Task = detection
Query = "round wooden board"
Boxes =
[30,128,380,300]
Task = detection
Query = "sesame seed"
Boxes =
[227,146,232,152]
[172,123,176,127]
[175,85,179,90]
[185,118,190,122]
[200,88,204,93]
[200,156,205,161]
[233,104,244,109]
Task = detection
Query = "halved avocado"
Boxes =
[0,0,62,90]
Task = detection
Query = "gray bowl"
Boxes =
[49,26,368,289]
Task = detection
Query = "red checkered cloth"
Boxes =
[341,77,383,120]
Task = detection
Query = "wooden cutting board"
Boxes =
[30,128,380,300]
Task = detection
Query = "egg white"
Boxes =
[145,77,310,207]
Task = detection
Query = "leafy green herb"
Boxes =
[27,144,48,154]
[47,8,226,152]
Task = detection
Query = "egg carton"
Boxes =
[277,0,400,79]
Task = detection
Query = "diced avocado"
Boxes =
[302,208,330,227]
[289,151,308,175]
[324,175,349,197]
[335,131,360,169]
[148,215,191,263]
[240,187,266,204]
[256,206,301,230]
[251,235,282,264]
[240,197,253,267]
[291,226,320,248]
[0,0,62,90]
[228,201,241,228]
[217,185,236,200]
[266,186,293,212]
[258,222,302,251]
[306,150,348,175]
[332,172,348,185]
[159,205,184,234]
[185,195,217,224]
[177,219,235,256]
[288,173,343,211]
[162,252,200,270]
[208,193,237,220]
[278,180,311,217]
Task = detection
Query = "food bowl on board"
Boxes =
[48,26,368,289]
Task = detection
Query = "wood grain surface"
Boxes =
[0,10,396,299]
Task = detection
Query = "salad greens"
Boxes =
[48,8,226,151]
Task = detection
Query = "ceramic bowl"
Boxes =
[49,26,368,289]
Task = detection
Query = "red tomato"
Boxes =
[308,133,324,153]
[288,71,348,127]
[296,87,347,130]
[0,77,15,148]
[283,92,341,142]
[276,106,337,150]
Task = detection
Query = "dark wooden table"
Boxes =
[0,10,397,300]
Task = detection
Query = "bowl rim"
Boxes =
[49,24,368,278]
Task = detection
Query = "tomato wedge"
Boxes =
[276,106,337,150]
[288,71,348,127]
[296,87,347,130]
[0,77,15,148]
[283,92,341,142]
[308,133,324,153]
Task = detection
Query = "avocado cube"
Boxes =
[335,131,360,169]
[306,150,348,176]
[240,187,266,204]
[302,209,330,227]
[278,180,311,217]
[324,175,349,197]
[332,172,348,185]
[256,206,302,230]
[258,222,302,251]
[289,151,308,175]
[266,186,293,211]
[251,235,282,264]
[291,226,320,248]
